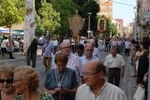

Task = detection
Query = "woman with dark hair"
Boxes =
[43,52,78,100]
[136,42,149,84]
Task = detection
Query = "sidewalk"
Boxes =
[0,52,26,65]
[0,49,42,65]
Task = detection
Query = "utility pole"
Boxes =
[87,12,92,38]
[133,7,138,41]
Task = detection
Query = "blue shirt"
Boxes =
[44,68,78,100]
[43,41,54,57]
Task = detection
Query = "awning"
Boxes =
[0,27,24,35]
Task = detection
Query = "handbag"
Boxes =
[133,84,145,100]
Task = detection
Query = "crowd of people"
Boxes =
[0,35,23,59]
[0,34,149,100]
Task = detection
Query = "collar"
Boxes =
[84,55,93,60]
[108,54,118,58]
[88,80,106,95]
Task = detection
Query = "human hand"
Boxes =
[60,88,68,94]
[54,87,61,93]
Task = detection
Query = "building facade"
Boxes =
[97,0,113,19]
[136,0,150,41]
[115,19,124,37]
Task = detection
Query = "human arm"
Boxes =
[43,87,61,95]
[120,56,126,78]
[60,87,77,95]
[121,65,125,78]
[104,57,109,75]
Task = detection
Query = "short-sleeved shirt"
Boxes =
[80,55,99,69]
[43,41,54,57]
[104,54,125,68]
[76,82,127,100]
[14,92,54,100]
[44,68,78,100]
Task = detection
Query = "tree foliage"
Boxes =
[0,0,25,28]
[35,0,41,13]
[47,0,78,37]
[111,23,118,36]
[78,0,99,36]
[36,0,60,35]
[35,0,99,37]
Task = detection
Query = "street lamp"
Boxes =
[87,12,92,38]
[133,7,138,41]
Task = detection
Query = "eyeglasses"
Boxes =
[0,79,13,84]
[61,46,70,49]
[83,71,99,77]
[86,49,93,52]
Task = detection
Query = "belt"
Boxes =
[109,67,120,70]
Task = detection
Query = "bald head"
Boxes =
[60,41,71,56]
[60,41,70,48]
[84,60,106,75]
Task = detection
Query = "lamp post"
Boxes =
[87,12,92,38]
[133,7,138,41]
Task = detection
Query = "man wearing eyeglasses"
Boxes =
[75,60,127,100]
[80,43,99,69]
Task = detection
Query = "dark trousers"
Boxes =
[105,44,109,51]
[8,51,14,59]
[26,53,36,68]
[108,68,121,87]
[125,49,129,56]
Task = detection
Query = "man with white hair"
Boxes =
[89,39,101,59]
[80,43,99,69]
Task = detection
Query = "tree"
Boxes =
[106,18,118,37]
[0,0,25,56]
[36,0,61,35]
[0,0,25,30]
[78,0,99,36]
[35,0,41,13]
[49,0,78,37]
[111,23,118,37]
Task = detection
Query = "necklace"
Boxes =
[55,69,66,87]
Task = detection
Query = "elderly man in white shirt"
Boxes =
[75,60,127,100]
[104,46,125,87]
[51,41,83,85]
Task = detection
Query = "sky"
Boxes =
[113,0,136,26]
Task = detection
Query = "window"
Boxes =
[106,6,109,9]
[105,0,110,2]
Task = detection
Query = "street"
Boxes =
[0,50,136,100]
